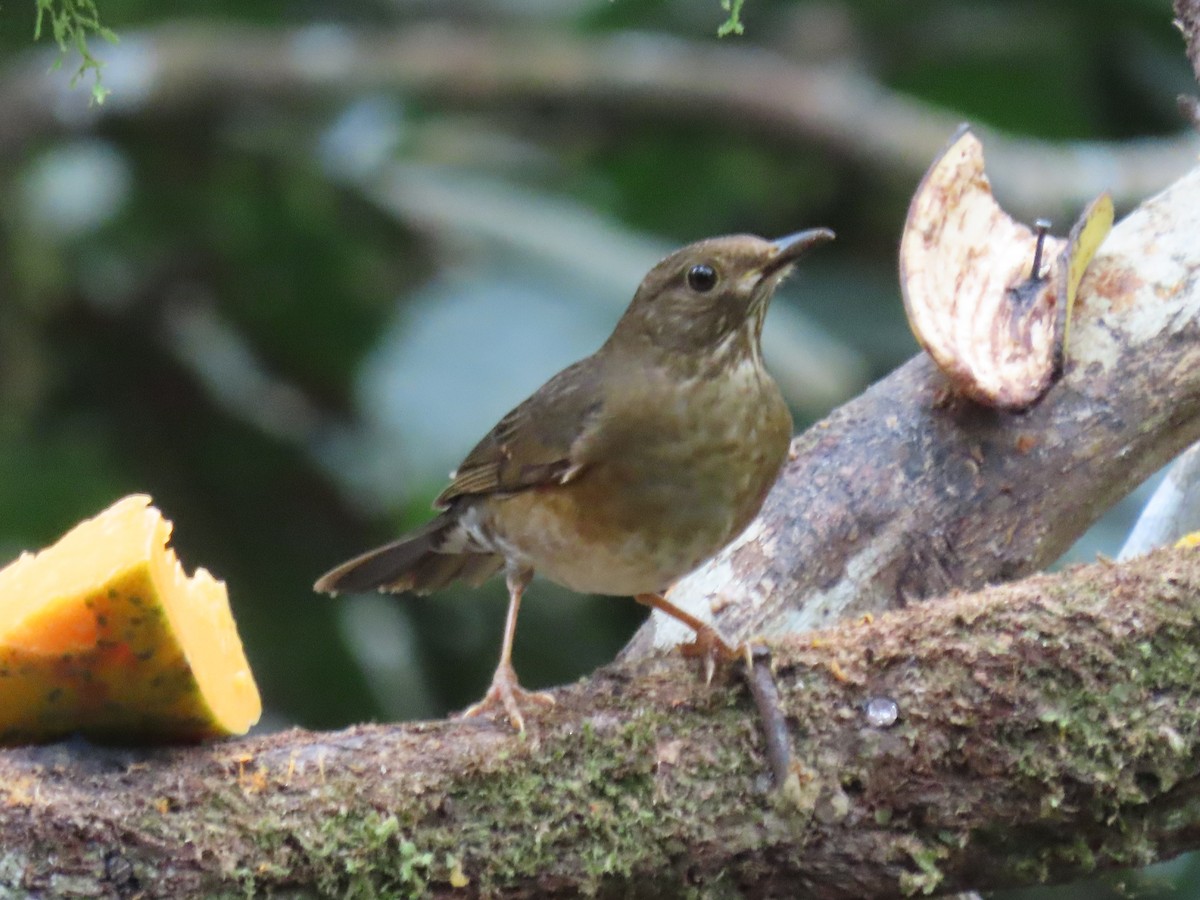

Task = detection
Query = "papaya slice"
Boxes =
[0,494,261,743]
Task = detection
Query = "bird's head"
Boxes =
[607,228,835,371]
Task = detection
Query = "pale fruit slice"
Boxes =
[899,125,1113,409]
[0,494,261,743]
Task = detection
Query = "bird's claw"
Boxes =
[680,625,747,685]
[461,661,555,733]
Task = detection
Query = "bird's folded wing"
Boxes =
[434,356,604,507]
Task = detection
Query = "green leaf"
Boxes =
[32,0,117,106]
[717,0,746,36]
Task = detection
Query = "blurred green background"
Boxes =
[2,0,1199,895]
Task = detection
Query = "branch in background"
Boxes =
[1176,0,1200,126]
[4,546,1200,896]
[629,161,1200,656]
[0,23,1195,216]
[360,163,868,415]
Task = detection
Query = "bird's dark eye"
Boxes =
[686,264,718,292]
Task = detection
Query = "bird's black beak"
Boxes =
[762,227,836,277]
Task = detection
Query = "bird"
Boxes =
[315,227,835,731]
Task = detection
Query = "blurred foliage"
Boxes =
[718,0,747,36]
[33,0,116,103]
[1,0,1198,894]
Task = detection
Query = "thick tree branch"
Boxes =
[3,547,1200,897]
[0,23,1195,216]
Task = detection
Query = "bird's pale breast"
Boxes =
[479,358,791,595]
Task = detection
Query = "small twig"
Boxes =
[743,645,791,788]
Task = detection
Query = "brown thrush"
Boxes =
[315,228,835,730]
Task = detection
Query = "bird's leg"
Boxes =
[635,592,750,683]
[462,568,555,732]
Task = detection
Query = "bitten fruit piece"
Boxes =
[899,125,1113,409]
[0,494,261,743]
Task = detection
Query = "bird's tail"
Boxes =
[313,511,504,596]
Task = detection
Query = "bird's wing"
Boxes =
[434,355,605,508]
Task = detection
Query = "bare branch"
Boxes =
[1121,441,1200,558]
[0,23,1195,216]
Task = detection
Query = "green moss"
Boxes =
[106,553,1200,897]
[209,692,772,897]
[241,809,437,899]
[899,841,946,896]
[1009,616,1200,810]
[447,715,674,892]
[955,576,1200,888]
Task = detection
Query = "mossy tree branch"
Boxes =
[2,546,1200,897]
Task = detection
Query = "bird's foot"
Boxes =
[634,592,750,684]
[461,661,555,733]
[680,625,751,685]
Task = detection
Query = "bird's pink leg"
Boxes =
[462,569,555,732]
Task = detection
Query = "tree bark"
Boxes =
[1178,0,1200,85]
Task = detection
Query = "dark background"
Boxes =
[1,1,1198,895]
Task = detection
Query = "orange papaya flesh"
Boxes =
[0,494,261,743]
